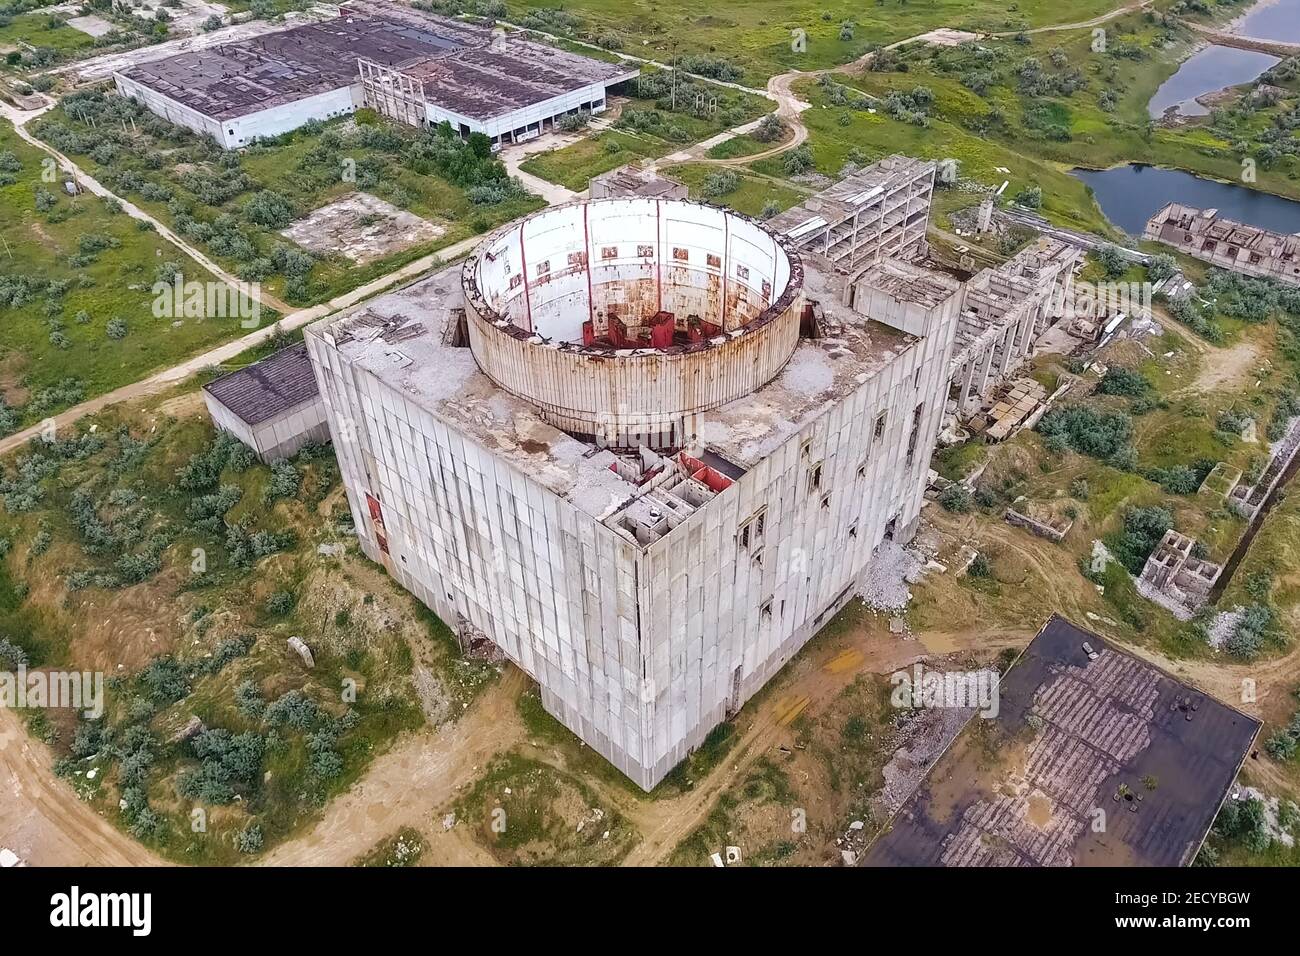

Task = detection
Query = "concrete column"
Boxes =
[961,356,976,406]
[998,326,1015,374]
[976,344,995,400]
[1018,308,1036,355]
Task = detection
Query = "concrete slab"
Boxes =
[279,192,445,265]
[67,15,116,38]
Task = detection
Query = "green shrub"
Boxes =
[937,484,972,513]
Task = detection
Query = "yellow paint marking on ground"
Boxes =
[774,695,811,726]
[825,648,864,674]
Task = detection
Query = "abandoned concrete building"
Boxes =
[945,237,1082,432]
[1136,530,1223,620]
[1145,203,1300,288]
[768,155,937,269]
[769,161,1082,440]
[864,615,1259,867]
[588,164,688,201]
[305,190,967,789]
[113,0,636,149]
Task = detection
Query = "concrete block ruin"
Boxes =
[1145,203,1300,288]
[589,165,688,201]
[1004,505,1071,543]
[306,160,971,790]
[944,237,1083,436]
[1137,530,1222,620]
[1199,462,1243,503]
[1228,416,1300,521]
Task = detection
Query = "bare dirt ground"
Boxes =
[280,193,446,265]
[260,669,529,866]
[1182,335,1266,397]
[0,708,166,866]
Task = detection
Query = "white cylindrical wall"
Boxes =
[462,199,805,446]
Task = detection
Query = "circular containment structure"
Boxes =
[462,197,805,449]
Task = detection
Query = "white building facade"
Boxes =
[306,191,963,789]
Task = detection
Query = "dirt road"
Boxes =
[0,707,166,866]
[260,669,529,866]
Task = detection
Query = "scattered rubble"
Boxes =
[858,539,924,612]
[1204,607,1247,651]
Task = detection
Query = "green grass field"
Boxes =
[30,100,543,308]
[662,162,807,217]
[0,11,97,59]
[505,0,1128,85]
[0,118,263,428]
[519,82,772,190]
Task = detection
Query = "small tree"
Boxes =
[1094,243,1128,279]
[1147,253,1176,283]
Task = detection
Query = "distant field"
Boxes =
[519,82,771,190]
[31,96,543,307]
[0,118,256,429]
[506,0,1131,84]
[0,12,97,60]
[662,163,807,218]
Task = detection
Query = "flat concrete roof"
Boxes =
[863,615,1260,867]
[311,253,916,525]
[117,1,632,122]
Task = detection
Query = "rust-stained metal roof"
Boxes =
[863,615,1261,867]
[117,1,631,122]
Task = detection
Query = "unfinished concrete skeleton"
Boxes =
[945,237,1082,430]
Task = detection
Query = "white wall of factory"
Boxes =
[218,86,361,149]
[305,260,964,791]
[543,288,965,785]
[114,73,361,150]
[306,330,655,784]
[114,72,226,145]
[203,391,331,464]
[432,76,629,144]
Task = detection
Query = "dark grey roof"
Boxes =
[117,2,633,123]
[863,614,1261,868]
[203,343,319,426]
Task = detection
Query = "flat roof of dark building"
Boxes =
[863,614,1260,867]
[118,1,632,122]
[203,343,320,426]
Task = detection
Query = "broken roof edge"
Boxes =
[860,612,1263,868]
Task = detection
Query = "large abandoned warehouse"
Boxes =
[112,1,636,149]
